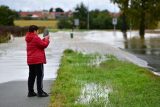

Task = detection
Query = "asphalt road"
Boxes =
[0,80,53,107]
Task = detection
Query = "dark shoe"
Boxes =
[28,92,37,97]
[37,91,49,97]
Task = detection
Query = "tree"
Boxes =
[111,0,160,39]
[130,0,160,39]
[55,8,64,12]
[49,8,54,12]
[90,10,113,29]
[74,3,88,29]
[0,5,19,26]
[58,18,72,29]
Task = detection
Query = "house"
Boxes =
[19,11,72,19]
[109,12,121,18]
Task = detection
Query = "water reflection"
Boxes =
[124,36,160,72]
[84,31,160,73]
[125,37,160,56]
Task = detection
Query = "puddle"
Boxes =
[71,55,109,67]
[90,55,109,66]
[76,83,111,106]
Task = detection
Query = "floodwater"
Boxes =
[124,34,160,72]
[85,31,160,74]
[0,31,159,83]
[0,35,67,83]
[76,83,111,106]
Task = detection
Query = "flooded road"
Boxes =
[124,36,160,72]
[0,34,68,83]
[0,31,159,83]
[0,37,28,83]
[85,31,160,74]
[0,31,155,107]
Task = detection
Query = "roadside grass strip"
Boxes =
[49,49,160,107]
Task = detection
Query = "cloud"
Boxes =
[0,0,119,12]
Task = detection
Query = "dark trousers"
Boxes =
[28,63,44,93]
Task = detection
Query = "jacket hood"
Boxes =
[25,32,36,42]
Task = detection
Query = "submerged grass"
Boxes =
[0,34,10,43]
[49,49,160,107]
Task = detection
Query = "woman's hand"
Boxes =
[44,35,50,40]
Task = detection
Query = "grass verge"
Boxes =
[49,49,160,107]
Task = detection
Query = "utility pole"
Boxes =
[112,3,117,35]
[87,0,90,30]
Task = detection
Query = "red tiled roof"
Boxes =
[19,11,73,18]
[19,11,46,18]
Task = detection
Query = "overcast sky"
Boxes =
[0,0,119,12]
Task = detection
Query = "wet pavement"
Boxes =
[0,80,52,107]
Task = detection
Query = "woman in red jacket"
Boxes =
[25,25,50,97]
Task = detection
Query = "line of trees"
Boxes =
[58,1,160,39]
[49,7,64,12]
[58,3,123,30]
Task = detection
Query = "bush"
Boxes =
[0,30,10,43]
[58,18,72,29]
[0,5,19,26]
[0,26,45,43]
[90,11,113,29]
[0,26,45,37]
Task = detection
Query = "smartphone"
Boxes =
[43,29,49,37]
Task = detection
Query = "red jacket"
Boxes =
[25,32,50,65]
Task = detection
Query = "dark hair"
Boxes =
[29,25,39,32]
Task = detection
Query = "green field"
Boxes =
[14,20,58,29]
[49,49,160,107]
